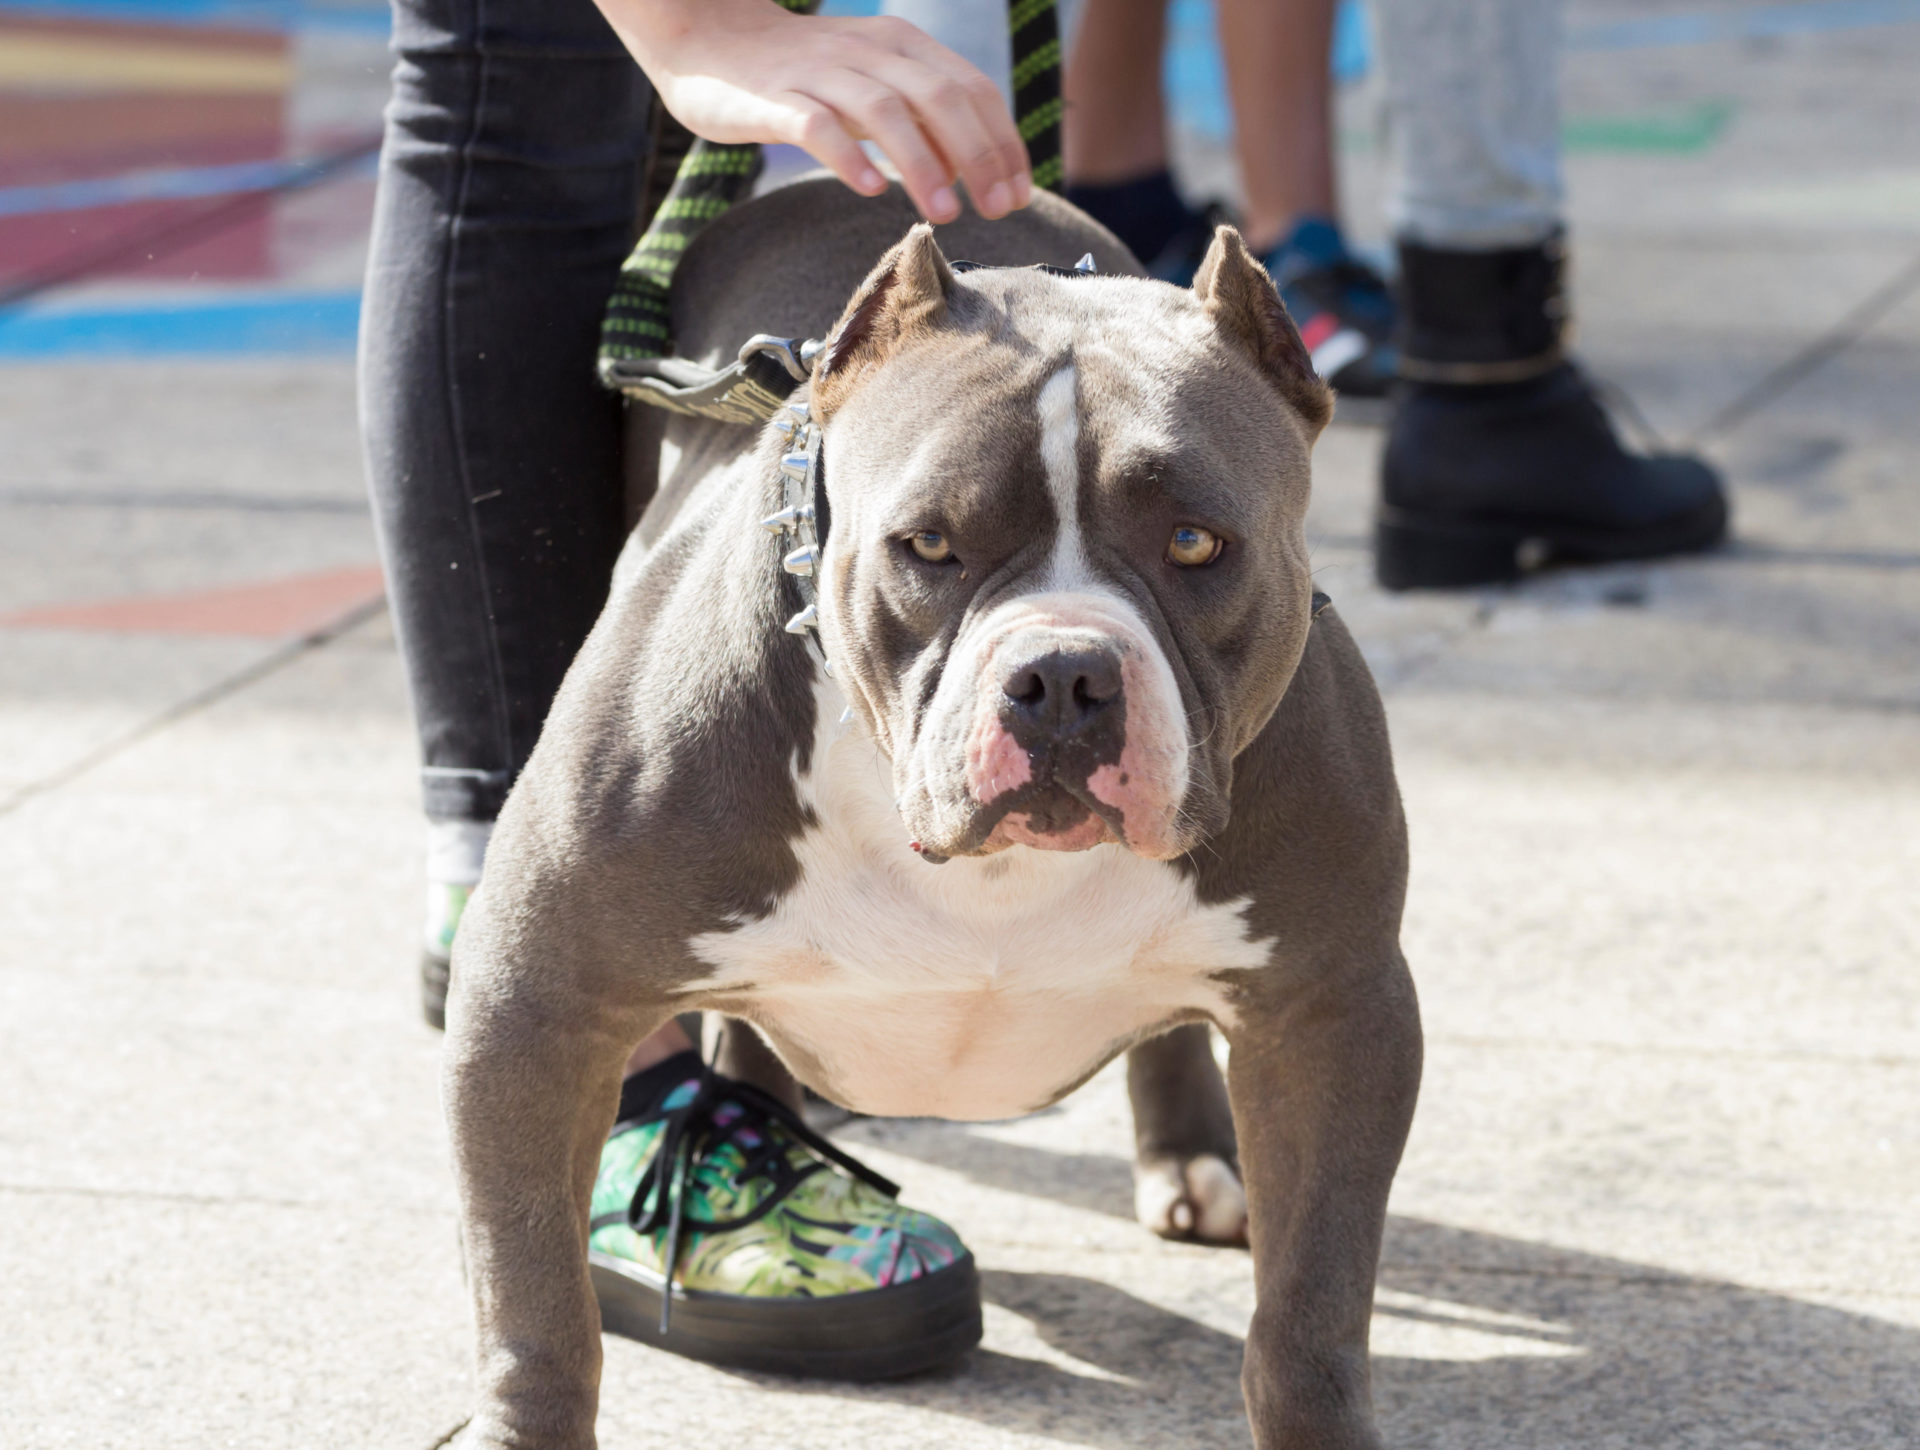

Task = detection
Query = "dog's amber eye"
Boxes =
[1167,525,1224,567]
[908,530,953,563]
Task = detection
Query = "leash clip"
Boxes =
[738,334,822,383]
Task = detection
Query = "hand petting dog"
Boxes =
[598,0,1035,224]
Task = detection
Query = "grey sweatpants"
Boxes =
[1373,0,1564,248]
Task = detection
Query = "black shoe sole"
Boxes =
[421,950,448,1031]
[1375,494,1728,591]
[591,1248,982,1380]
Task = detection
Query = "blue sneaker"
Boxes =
[1263,217,1397,397]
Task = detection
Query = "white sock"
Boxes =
[427,818,493,884]
[424,819,493,955]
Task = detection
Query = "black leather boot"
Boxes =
[1375,234,1728,590]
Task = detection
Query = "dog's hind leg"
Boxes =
[1127,1024,1248,1244]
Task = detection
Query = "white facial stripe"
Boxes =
[1036,365,1089,586]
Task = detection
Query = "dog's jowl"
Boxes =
[444,179,1420,1450]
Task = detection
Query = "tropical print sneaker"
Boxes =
[588,1054,982,1379]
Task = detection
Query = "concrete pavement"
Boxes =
[4,5,1919,1447]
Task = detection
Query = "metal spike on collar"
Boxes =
[760,502,813,534]
[1074,253,1096,274]
[765,393,828,668]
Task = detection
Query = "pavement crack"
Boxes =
[0,595,388,820]
[1717,540,1920,572]
[1427,1032,1919,1067]
[0,1179,449,1215]
[1383,1261,1920,1300]
[1690,244,1920,444]
[0,487,369,515]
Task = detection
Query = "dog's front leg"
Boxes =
[1226,950,1421,1450]
[442,912,660,1450]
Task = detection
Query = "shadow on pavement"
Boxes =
[794,1122,1920,1449]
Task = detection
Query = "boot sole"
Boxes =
[591,1249,982,1380]
[1375,496,1728,591]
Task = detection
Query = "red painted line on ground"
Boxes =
[0,564,385,638]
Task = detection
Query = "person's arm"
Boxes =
[600,0,1032,223]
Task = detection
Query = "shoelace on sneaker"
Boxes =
[604,1063,900,1332]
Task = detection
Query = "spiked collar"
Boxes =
[760,391,832,671]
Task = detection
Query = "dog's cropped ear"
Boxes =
[1193,226,1334,438]
[812,223,955,415]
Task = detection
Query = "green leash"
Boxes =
[1010,0,1064,192]
[597,0,1064,389]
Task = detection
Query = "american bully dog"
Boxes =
[443,177,1420,1449]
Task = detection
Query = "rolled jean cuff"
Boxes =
[422,766,512,823]
[1390,208,1563,252]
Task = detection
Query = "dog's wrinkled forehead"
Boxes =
[809,223,1330,538]
[813,220,1328,428]
[831,271,1217,441]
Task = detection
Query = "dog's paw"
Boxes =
[1134,1152,1248,1245]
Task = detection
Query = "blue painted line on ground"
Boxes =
[0,0,388,33]
[8,0,1919,45]
[0,155,377,220]
[1569,0,1920,51]
[0,292,360,357]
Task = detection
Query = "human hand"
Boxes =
[602,0,1033,223]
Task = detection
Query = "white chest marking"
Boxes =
[685,681,1272,1120]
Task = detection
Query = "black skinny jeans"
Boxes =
[359,0,653,824]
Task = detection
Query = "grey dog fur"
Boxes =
[444,178,1419,1449]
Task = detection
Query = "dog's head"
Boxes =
[803,223,1332,862]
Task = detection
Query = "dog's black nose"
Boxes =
[1000,647,1123,741]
